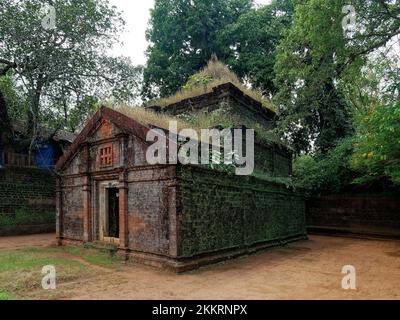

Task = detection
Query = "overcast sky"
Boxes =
[109,0,273,65]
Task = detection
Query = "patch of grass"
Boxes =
[0,247,83,272]
[0,290,15,300]
[61,245,121,268]
[0,248,91,296]
[0,246,122,299]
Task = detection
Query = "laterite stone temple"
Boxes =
[55,83,306,272]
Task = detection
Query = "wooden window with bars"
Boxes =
[100,144,113,167]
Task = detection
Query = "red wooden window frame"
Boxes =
[99,144,113,167]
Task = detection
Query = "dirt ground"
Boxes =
[0,233,56,251]
[1,233,400,300]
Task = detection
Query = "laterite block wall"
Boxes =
[307,194,400,238]
[177,166,307,258]
[0,167,56,236]
[254,141,292,177]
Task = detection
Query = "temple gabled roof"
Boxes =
[55,106,163,171]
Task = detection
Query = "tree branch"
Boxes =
[377,0,400,21]
[0,58,17,76]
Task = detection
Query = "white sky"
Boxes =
[109,0,273,65]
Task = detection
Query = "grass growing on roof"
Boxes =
[147,58,276,112]
[110,105,205,141]
[111,105,196,132]
[109,104,289,150]
[176,109,286,147]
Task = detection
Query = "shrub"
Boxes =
[0,210,55,227]
[352,101,400,186]
[293,137,355,193]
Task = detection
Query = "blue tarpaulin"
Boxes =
[35,143,54,169]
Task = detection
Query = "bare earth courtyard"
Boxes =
[0,234,399,300]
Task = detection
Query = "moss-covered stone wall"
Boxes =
[0,167,56,236]
[149,83,277,130]
[254,141,292,177]
[177,165,306,257]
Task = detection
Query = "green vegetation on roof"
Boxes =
[111,104,288,150]
[148,58,276,113]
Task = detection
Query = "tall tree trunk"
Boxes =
[0,61,16,144]
[27,77,44,155]
[0,88,12,142]
[27,90,40,157]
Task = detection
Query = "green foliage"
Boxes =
[0,291,15,300]
[293,137,355,193]
[343,54,399,112]
[221,0,294,96]
[183,73,214,91]
[0,76,27,122]
[292,155,318,190]
[274,0,400,154]
[0,76,24,143]
[143,0,295,100]
[352,101,400,186]
[180,108,236,129]
[274,0,354,154]
[142,0,253,99]
[151,59,276,113]
[175,105,283,147]
[0,0,142,137]
[293,101,400,192]
[54,96,100,133]
[0,210,55,227]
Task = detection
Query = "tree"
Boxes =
[142,0,253,100]
[274,0,354,154]
[0,67,13,142]
[274,0,400,154]
[352,100,400,186]
[0,0,142,150]
[220,0,294,96]
[293,137,355,193]
[343,52,399,115]
[341,0,400,75]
